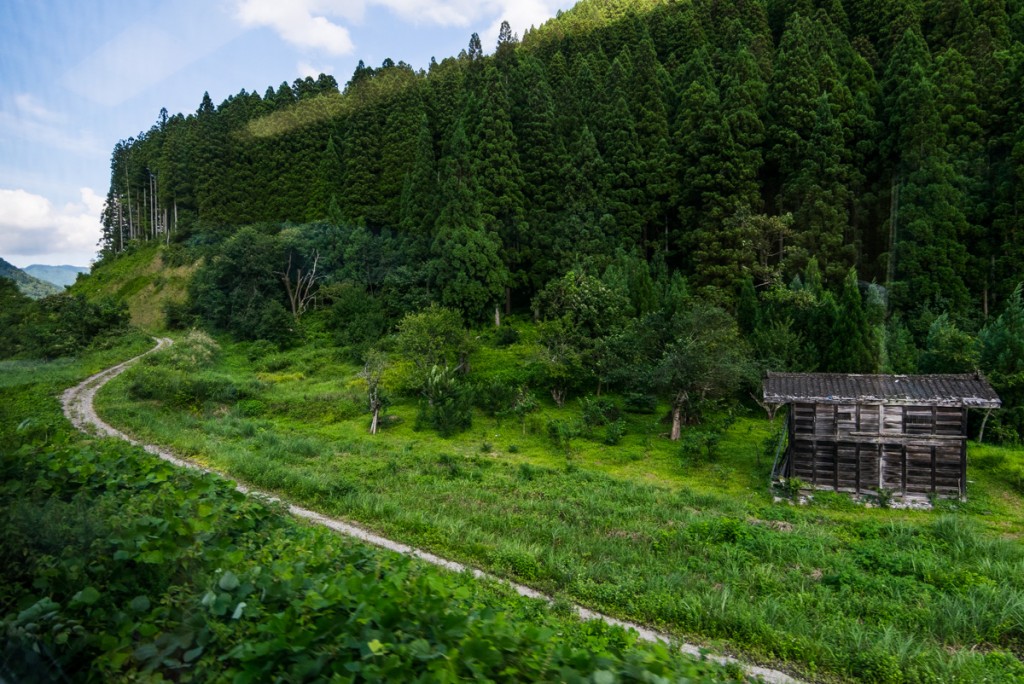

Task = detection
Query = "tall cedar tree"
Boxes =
[829,269,879,372]
[470,63,527,302]
[430,122,507,320]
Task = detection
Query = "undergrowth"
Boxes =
[0,338,738,682]
[94,333,1024,682]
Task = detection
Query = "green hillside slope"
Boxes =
[73,245,196,331]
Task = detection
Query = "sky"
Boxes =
[0,0,574,269]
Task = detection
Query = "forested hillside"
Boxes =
[97,0,1024,437]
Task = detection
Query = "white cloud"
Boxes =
[233,0,565,55]
[297,61,335,79]
[374,0,561,35]
[0,187,104,266]
[14,94,63,124]
[236,1,356,55]
[0,109,105,157]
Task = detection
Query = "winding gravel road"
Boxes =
[61,337,801,684]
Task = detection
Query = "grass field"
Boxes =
[2,335,740,683]
[95,329,1024,682]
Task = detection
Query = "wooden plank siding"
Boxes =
[786,401,968,498]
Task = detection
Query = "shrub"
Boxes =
[604,419,627,446]
[623,392,658,414]
[494,324,520,347]
[416,366,473,437]
[164,329,219,370]
[546,419,580,453]
[579,394,620,427]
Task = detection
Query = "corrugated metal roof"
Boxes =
[763,372,1001,408]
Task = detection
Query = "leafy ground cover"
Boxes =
[0,337,739,682]
[96,331,1024,682]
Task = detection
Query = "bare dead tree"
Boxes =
[277,251,321,320]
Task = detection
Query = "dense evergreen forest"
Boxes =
[98,0,1024,438]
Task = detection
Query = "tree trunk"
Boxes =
[978,409,993,444]
[670,405,683,441]
[495,305,501,328]
[370,407,379,435]
[551,387,565,408]
[670,391,687,441]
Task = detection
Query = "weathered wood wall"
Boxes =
[786,402,966,497]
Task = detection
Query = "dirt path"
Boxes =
[62,338,801,684]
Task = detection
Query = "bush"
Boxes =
[494,324,520,347]
[623,392,658,414]
[126,366,251,409]
[579,395,620,427]
[164,329,219,370]
[162,299,193,330]
[604,419,627,446]
[416,366,473,437]
[475,377,519,417]
[546,419,580,453]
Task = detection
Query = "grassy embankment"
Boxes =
[95,327,1024,683]
[1,335,737,682]
[74,244,196,330]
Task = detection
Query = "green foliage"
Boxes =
[979,283,1024,441]
[0,364,736,683]
[828,269,879,373]
[0,281,130,360]
[919,313,979,373]
[325,281,386,361]
[394,304,471,386]
[416,365,473,437]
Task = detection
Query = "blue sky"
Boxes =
[0,0,574,268]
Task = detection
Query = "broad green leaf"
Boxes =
[218,571,240,591]
[72,586,100,606]
[129,595,151,613]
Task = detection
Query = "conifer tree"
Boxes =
[430,122,507,320]
[379,71,427,226]
[767,15,819,189]
[471,63,527,302]
[788,93,856,282]
[306,136,343,221]
[829,269,879,372]
[512,56,570,292]
[398,113,437,242]
[884,27,971,320]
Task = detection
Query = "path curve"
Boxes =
[62,338,801,684]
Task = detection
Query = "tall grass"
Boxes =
[94,335,1024,682]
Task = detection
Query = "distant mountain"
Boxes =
[0,257,62,299]
[23,263,89,288]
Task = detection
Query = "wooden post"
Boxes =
[855,445,861,495]
[931,445,937,495]
[901,444,907,496]
[961,407,969,499]
[834,441,839,491]
[787,406,795,478]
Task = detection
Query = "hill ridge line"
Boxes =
[61,337,801,684]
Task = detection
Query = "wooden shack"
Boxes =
[763,372,1000,499]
